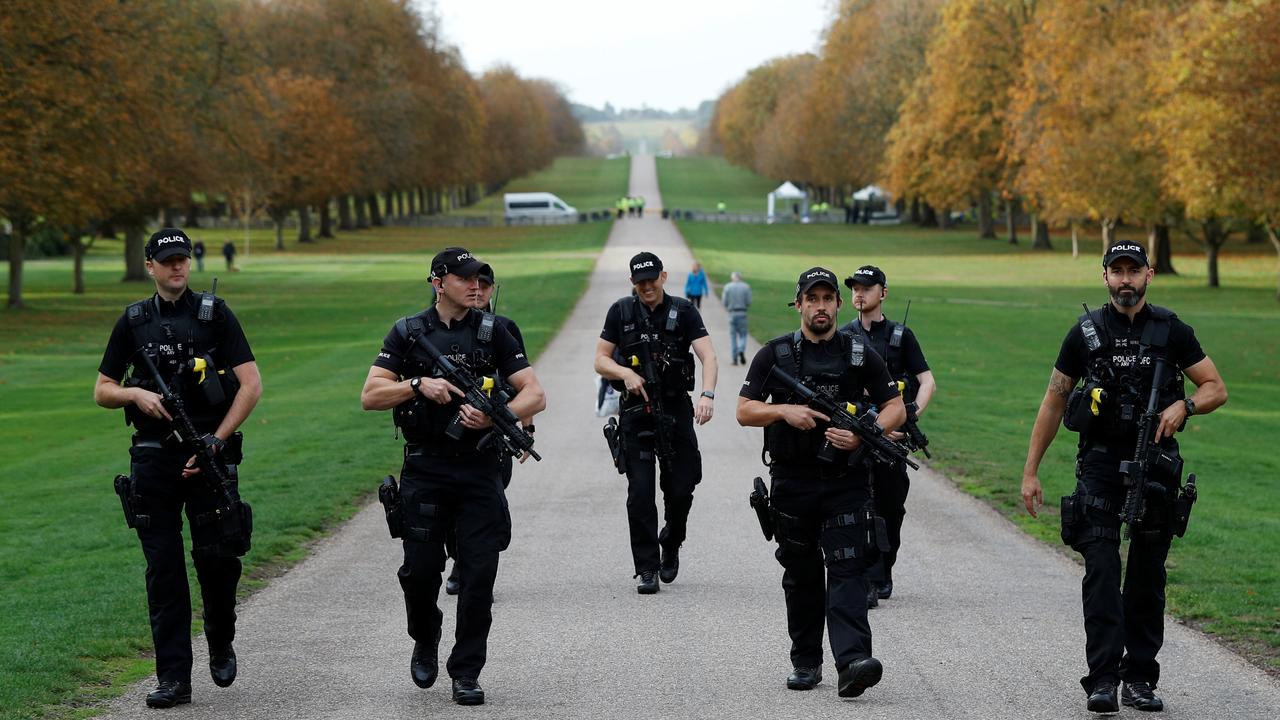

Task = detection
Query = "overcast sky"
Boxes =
[424,0,832,111]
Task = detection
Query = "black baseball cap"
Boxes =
[431,247,490,279]
[1103,240,1149,267]
[629,252,663,282]
[845,265,887,289]
[796,266,840,296]
[146,228,192,262]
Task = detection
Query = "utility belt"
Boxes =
[404,440,480,459]
[114,432,252,558]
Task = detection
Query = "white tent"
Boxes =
[767,181,809,222]
[852,184,888,202]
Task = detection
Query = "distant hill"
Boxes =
[576,101,715,156]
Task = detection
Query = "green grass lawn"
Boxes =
[457,155,630,218]
[679,220,1280,669]
[656,155,781,213]
[0,220,611,720]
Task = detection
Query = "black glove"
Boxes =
[200,434,227,455]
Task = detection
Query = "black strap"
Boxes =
[822,512,864,530]
[1079,494,1120,515]
[829,546,863,561]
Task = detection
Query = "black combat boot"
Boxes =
[452,677,485,705]
[145,680,192,708]
[1121,681,1163,711]
[786,666,822,690]
[410,633,440,689]
[445,562,461,596]
[659,543,680,583]
[209,644,237,687]
[866,584,879,609]
[1087,681,1120,713]
[877,567,893,599]
[837,657,883,698]
[636,570,660,594]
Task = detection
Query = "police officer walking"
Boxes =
[841,266,936,607]
[594,251,718,594]
[361,247,545,706]
[94,228,262,709]
[443,266,533,596]
[1022,240,1227,714]
[736,267,905,699]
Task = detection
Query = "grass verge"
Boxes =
[0,220,611,719]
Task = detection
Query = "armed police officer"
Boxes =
[94,229,262,709]
[595,251,718,594]
[361,247,546,706]
[737,267,905,699]
[841,265,936,607]
[1022,241,1227,714]
[443,265,533,596]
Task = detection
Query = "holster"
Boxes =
[603,417,626,475]
[113,474,148,529]
[378,475,405,538]
[1171,473,1197,538]
[748,476,774,541]
[1060,495,1080,546]
[191,461,253,558]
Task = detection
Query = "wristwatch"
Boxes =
[700,391,715,400]
[409,376,423,396]
[1183,397,1196,417]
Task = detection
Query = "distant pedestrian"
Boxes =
[192,240,206,272]
[721,271,751,366]
[684,261,708,309]
[222,241,236,271]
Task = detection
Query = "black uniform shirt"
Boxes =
[841,317,929,377]
[599,292,708,348]
[373,308,530,380]
[1054,303,1205,380]
[98,289,255,381]
[739,332,899,406]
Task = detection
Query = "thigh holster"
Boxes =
[401,491,446,543]
[772,508,819,554]
[1060,493,1121,547]
[821,508,889,566]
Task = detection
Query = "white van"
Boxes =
[503,192,577,224]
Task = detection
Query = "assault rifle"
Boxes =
[768,366,919,470]
[135,350,238,504]
[1118,356,1184,538]
[408,333,541,462]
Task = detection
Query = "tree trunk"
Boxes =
[319,200,334,238]
[7,225,24,308]
[73,236,86,294]
[1267,225,1280,301]
[355,193,369,228]
[920,202,938,227]
[385,190,395,219]
[273,212,286,251]
[186,202,200,228]
[1205,241,1220,287]
[938,206,953,229]
[367,194,383,226]
[1202,217,1230,288]
[1005,197,1020,245]
[162,207,179,228]
[1150,223,1177,275]
[407,188,417,216]
[338,194,354,230]
[1032,214,1052,249]
[1101,217,1118,251]
[123,224,147,281]
[1071,221,1080,258]
[977,191,996,239]
[298,205,313,243]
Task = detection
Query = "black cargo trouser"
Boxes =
[128,440,242,684]
[868,460,910,584]
[398,448,511,680]
[620,396,702,575]
[1069,445,1177,694]
[770,466,878,670]
[445,453,513,561]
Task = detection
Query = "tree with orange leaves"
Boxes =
[1152,0,1280,294]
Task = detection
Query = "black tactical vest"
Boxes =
[1073,304,1186,441]
[843,317,911,398]
[763,329,866,463]
[392,307,499,447]
[612,295,697,402]
[123,292,238,436]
